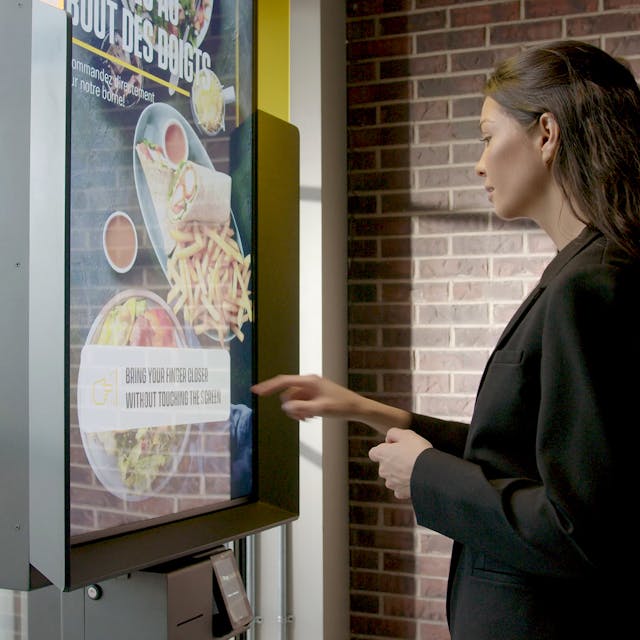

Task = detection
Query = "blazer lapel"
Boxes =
[493,227,602,352]
[475,228,603,394]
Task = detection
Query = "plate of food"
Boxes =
[79,289,191,501]
[133,102,252,345]
[191,67,229,136]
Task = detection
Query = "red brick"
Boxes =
[382,145,450,168]
[525,0,598,19]
[350,528,416,552]
[417,119,480,144]
[349,372,379,392]
[416,0,476,6]
[452,280,523,302]
[408,99,449,122]
[490,19,563,44]
[418,576,449,599]
[380,11,447,35]
[418,532,454,555]
[453,188,491,211]
[348,259,412,280]
[350,569,416,595]
[605,0,640,7]
[417,303,489,325]
[380,102,410,123]
[351,592,381,614]
[403,283,450,304]
[350,614,417,637]
[348,61,377,84]
[454,326,505,348]
[452,46,517,72]
[349,150,377,171]
[418,166,479,189]
[380,237,412,257]
[416,554,455,578]
[414,395,477,420]
[350,216,412,237]
[419,622,452,640]
[349,348,412,369]
[567,11,640,36]
[383,505,418,527]
[347,18,376,40]
[349,327,379,347]
[452,141,483,163]
[347,0,413,18]
[348,36,412,61]
[349,282,378,301]
[349,169,412,191]
[381,190,450,213]
[351,548,381,570]
[351,504,381,525]
[417,257,489,279]
[350,459,383,482]
[417,73,486,98]
[348,81,411,106]
[349,481,394,503]
[416,27,485,53]
[349,124,412,148]
[381,54,448,79]
[451,1,519,27]
[384,594,448,621]
[382,101,450,127]
[348,194,378,214]
[416,212,489,233]
[452,372,483,394]
[492,255,550,278]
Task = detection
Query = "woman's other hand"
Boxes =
[369,428,432,499]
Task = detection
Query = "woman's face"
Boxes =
[475,97,552,222]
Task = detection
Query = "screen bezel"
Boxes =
[65,110,300,591]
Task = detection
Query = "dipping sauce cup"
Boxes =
[103,211,138,274]
[162,119,189,167]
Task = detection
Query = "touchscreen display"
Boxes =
[66,0,255,541]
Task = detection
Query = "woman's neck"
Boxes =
[534,191,586,250]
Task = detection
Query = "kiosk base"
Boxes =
[28,548,253,640]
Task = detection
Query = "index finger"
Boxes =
[251,374,314,396]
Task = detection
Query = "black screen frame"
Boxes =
[64,110,300,591]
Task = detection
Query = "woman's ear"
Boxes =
[538,112,560,165]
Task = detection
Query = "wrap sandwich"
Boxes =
[168,160,231,226]
[135,140,176,254]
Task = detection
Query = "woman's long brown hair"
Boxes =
[485,40,640,259]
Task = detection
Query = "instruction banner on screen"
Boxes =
[77,345,230,432]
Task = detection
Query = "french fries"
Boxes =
[166,220,252,346]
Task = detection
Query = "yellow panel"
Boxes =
[41,0,65,8]
[256,0,290,121]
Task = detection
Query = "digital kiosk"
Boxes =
[1,2,300,638]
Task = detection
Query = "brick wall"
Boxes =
[346,1,640,638]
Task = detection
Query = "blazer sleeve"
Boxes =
[408,412,469,457]
[410,264,638,579]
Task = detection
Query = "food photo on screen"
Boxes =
[66,0,256,541]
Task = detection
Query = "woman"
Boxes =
[253,41,640,638]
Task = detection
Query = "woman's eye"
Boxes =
[479,136,491,146]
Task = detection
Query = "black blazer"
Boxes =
[409,228,639,639]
